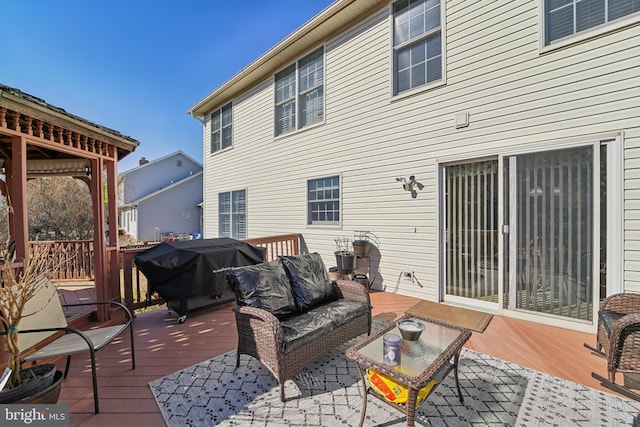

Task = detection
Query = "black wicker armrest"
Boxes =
[335,280,370,304]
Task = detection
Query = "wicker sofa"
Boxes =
[227,253,372,401]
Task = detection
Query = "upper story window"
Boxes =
[393,0,443,95]
[210,102,233,153]
[307,176,340,225]
[219,189,246,239]
[545,0,640,45]
[275,48,324,136]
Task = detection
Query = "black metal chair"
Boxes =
[15,279,135,413]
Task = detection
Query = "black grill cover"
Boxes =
[135,238,266,300]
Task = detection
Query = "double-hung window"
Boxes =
[275,48,324,136]
[210,102,233,153]
[393,0,443,95]
[545,0,640,45]
[218,190,246,239]
[307,176,340,225]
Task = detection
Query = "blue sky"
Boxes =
[0,0,333,172]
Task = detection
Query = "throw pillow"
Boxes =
[280,253,338,311]
[227,260,298,317]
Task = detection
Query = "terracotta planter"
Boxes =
[352,240,371,257]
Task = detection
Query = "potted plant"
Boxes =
[334,237,356,274]
[352,231,379,258]
[0,241,64,403]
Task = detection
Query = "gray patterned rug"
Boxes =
[149,323,640,426]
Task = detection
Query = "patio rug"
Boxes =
[149,322,640,427]
[405,300,493,333]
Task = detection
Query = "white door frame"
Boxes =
[437,134,623,333]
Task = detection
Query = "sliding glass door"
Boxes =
[444,160,499,304]
[505,146,598,321]
[442,143,609,323]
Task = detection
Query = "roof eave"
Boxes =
[187,0,389,118]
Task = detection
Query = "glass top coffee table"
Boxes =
[346,315,472,427]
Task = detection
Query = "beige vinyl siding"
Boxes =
[202,0,640,301]
[627,132,640,293]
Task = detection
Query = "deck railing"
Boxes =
[29,240,94,281]
[0,234,301,364]
[242,233,301,261]
[21,234,301,312]
[120,233,302,312]
[119,246,161,311]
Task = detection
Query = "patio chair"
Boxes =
[7,278,135,413]
[585,292,640,401]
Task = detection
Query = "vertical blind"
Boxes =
[445,160,499,300]
[512,147,593,320]
[446,148,598,321]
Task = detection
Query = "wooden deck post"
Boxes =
[91,158,109,321]
[106,150,121,301]
[9,135,28,261]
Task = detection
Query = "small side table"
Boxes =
[346,315,472,427]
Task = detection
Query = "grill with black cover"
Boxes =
[135,238,266,322]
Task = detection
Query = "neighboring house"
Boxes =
[187,0,640,333]
[118,151,203,242]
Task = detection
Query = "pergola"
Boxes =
[0,84,139,319]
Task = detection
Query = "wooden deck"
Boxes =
[54,290,614,427]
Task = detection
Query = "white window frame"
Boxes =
[218,189,246,239]
[274,47,325,137]
[541,0,640,49]
[307,175,341,226]
[392,0,446,98]
[210,102,233,154]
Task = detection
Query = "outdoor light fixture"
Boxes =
[395,175,424,198]
[396,175,417,191]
